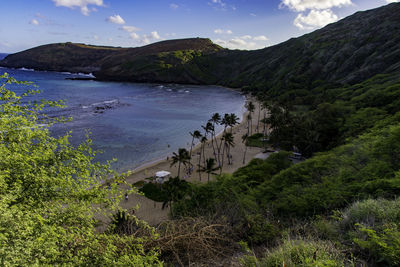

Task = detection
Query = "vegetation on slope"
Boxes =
[1,3,400,266]
[0,73,161,265]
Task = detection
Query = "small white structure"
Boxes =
[155,171,171,184]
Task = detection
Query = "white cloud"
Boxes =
[214,35,268,50]
[107,15,125,25]
[280,0,352,12]
[93,35,99,40]
[137,31,162,44]
[294,9,338,29]
[121,25,140,32]
[250,13,257,17]
[130,32,139,40]
[170,3,179,9]
[211,0,226,7]
[150,31,161,39]
[241,35,252,40]
[30,19,39,25]
[386,0,399,2]
[52,0,103,16]
[214,29,233,34]
[253,35,268,41]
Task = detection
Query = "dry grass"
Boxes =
[147,217,239,266]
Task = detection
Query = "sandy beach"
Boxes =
[118,97,264,225]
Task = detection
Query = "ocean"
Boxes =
[0,67,245,172]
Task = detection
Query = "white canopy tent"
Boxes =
[155,171,171,178]
[155,171,171,183]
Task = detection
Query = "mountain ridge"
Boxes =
[1,3,399,89]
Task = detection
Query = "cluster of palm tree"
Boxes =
[170,112,241,182]
[170,99,275,182]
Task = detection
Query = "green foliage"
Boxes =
[254,124,400,217]
[172,152,292,243]
[246,133,266,148]
[0,73,161,265]
[341,198,400,230]
[251,239,348,267]
[354,224,400,266]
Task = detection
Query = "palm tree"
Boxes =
[208,113,221,160]
[246,101,255,135]
[199,136,208,180]
[228,113,240,132]
[262,102,269,136]
[242,133,248,165]
[189,130,202,159]
[223,132,235,165]
[170,148,191,178]
[256,101,262,133]
[247,113,252,135]
[200,158,220,182]
[209,113,221,127]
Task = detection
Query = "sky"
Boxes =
[0,0,397,53]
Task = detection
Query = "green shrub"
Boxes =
[354,224,400,266]
[257,239,348,267]
[341,198,400,229]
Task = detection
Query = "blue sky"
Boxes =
[0,0,397,53]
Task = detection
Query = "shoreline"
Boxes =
[117,95,264,226]
[125,93,247,175]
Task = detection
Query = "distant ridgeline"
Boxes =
[0,53,8,60]
[1,3,400,90]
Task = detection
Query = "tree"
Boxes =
[189,130,202,163]
[199,158,220,182]
[242,133,249,164]
[161,176,189,215]
[223,132,235,165]
[170,148,191,178]
[199,136,208,181]
[246,101,256,135]
[208,113,221,160]
[0,73,161,265]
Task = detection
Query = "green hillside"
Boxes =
[1,2,400,266]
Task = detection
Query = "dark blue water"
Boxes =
[0,67,245,172]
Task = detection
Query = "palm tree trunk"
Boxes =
[189,136,195,159]
[198,149,202,181]
[217,128,226,166]
[243,145,247,164]
[207,172,210,182]
[220,144,226,174]
[211,131,217,161]
[263,111,266,136]
[257,103,261,133]
[227,145,231,165]
[250,114,253,136]
[177,162,181,178]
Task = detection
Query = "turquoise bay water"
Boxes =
[1,67,245,172]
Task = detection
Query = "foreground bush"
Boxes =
[0,73,161,265]
[241,239,349,267]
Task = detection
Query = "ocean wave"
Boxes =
[77,72,95,78]
[18,67,35,71]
